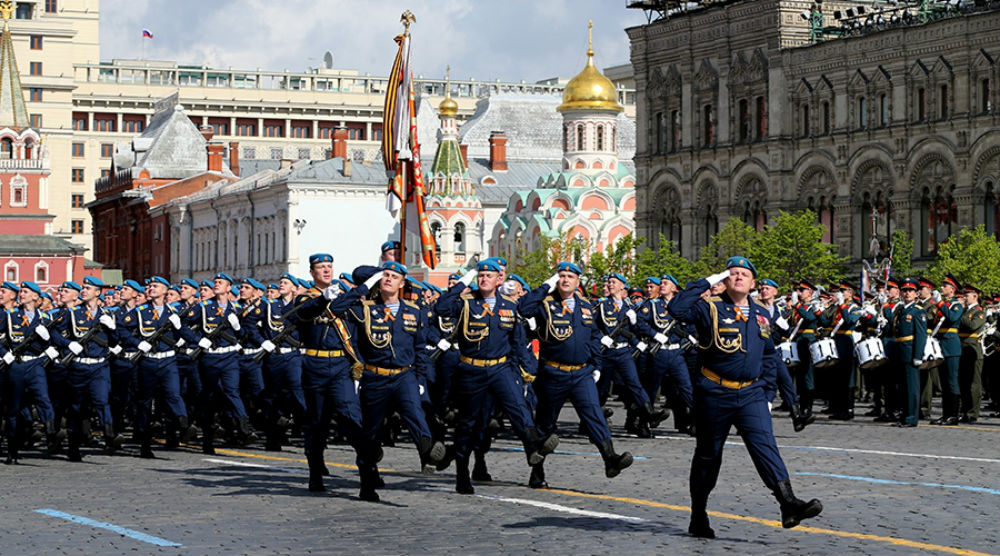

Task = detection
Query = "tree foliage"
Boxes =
[927,225,1000,294]
[750,210,847,288]
[885,229,914,278]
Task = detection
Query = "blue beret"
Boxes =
[267,283,278,290]
[484,256,507,267]
[661,274,679,288]
[148,276,170,287]
[382,261,408,276]
[760,278,779,289]
[334,279,350,291]
[295,278,310,289]
[556,261,583,275]
[98,293,105,302]
[240,277,265,291]
[168,284,181,293]
[20,281,42,295]
[41,291,53,301]
[351,265,381,286]
[230,285,240,297]
[448,272,462,281]
[405,276,424,290]
[122,279,144,293]
[608,272,628,286]
[725,256,758,278]
[477,259,503,273]
[508,274,528,289]
[380,241,400,253]
[60,281,82,291]
[83,276,105,288]
[427,283,443,294]
[214,272,235,284]
[180,278,198,289]
[469,282,479,292]
[1,281,19,292]
[309,253,334,265]
[644,276,661,286]
[200,280,213,289]
[339,272,354,284]
[278,272,297,284]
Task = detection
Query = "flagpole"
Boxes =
[399,158,408,264]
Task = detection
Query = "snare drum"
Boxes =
[777,341,800,367]
[854,337,887,370]
[809,337,839,369]
[921,337,944,369]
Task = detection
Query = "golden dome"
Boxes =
[557,22,622,113]
[438,95,458,118]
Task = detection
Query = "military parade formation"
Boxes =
[3,241,1000,537]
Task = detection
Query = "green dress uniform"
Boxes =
[892,297,928,427]
[958,302,986,422]
[918,296,941,418]
[930,294,963,424]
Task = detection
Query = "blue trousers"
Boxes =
[301,355,363,463]
[239,354,265,400]
[197,352,247,428]
[642,347,688,408]
[793,338,815,409]
[453,361,536,460]
[45,364,71,428]
[598,348,651,408]
[690,377,789,507]
[358,370,432,466]
[775,359,798,406]
[939,355,961,417]
[109,357,136,428]
[66,361,113,432]
[901,361,920,426]
[175,353,201,416]
[534,364,611,445]
[3,359,54,444]
[136,356,187,435]
[262,352,306,425]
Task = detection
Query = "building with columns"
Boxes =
[627,0,1000,264]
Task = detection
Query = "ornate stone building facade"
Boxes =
[628,0,1000,264]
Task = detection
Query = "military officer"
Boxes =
[435,260,559,495]
[236,277,267,433]
[928,274,964,425]
[380,240,401,263]
[826,280,862,420]
[892,278,928,427]
[917,277,941,419]
[958,284,986,422]
[517,262,636,489]
[175,278,202,421]
[790,280,823,419]
[109,279,144,434]
[757,278,813,431]
[668,257,822,538]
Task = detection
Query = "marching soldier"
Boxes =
[758,278,813,431]
[634,275,691,436]
[917,277,941,419]
[517,262,636,489]
[435,260,559,495]
[175,278,202,421]
[874,278,901,422]
[958,284,986,423]
[790,280,823,420]
[929,274,963,425]
[236,277,267,436]
[668,257,821,538]
[825,280,861,420]
[892,278,928,427]
[109,279,144,434]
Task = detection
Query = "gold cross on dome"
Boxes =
[587,20,594,55]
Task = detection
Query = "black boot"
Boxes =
[202,425,215,455]
[523,428,559,466]
[307,452,327,492]
[773,479,823,529]
[597,439,633,478]
[688,494,714,538]
[790,403,815,432]
[472,454,492,482]
[528,462,548,489]
[641,402,668,429]
[178,416,198,444]
[104,424,123,455]
[435,444,455,472]
[46,420,61,454]
[139,433,155,459]
[359,465,380,502]
[237,418,258,446]
[417,436,446,473]
[456,458,475,495]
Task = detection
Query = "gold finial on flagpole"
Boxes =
[0,1,15,27]
[401,10,416,35]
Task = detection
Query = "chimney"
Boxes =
[228,141,240,176]
[330,127,349,160]
[488,131,508,172]
[199,124,215,142]
[343,158,353,177]
[459,144,469,167]
[207,141,225,172]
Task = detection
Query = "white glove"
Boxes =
[323,284,341,300]
[418,384,426,396]
[436,339,452,351]
[3,352,14,365]
[526,317,537,331]
[109,345,122,355]
[912,358,922,367]
[654,332,669,345]
[877,316,888,327]
[626,309,637,325]
[68,341,83,355]
[99,314,116,330]
[790,291,799,305]
[635,341,648,352]
[363,271,384,289]
[261,340,276,353]
[499,281,517,296]
[775,316,789,331]
[175,338,186,347]
[354,380,360,395]
[168,314,182,329]
[198,337,212,349]
[863,305,877,317]
[543,272,560,291]
[809,300,822,312]
[592,370,601,383]
[459,269,478,286]
[137,341,152,353]
[44,346,58,360]
[706,270,730,286]
[767,401,773,413]
[35,324,50,341]
[227,312,241,331]
[835,292,845,305]
[932,290,942,303]
[600,335,614,348]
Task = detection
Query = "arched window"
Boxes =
[431,222,442,257]
[563,125,569,151]
[24,139,34,160]
[985,181,1000,240]
[10,175,27,207]
[34,262,48,283]
[743,201,766,232]
[703,204,718,244]
[576,124,584,151]
[0,138,12,160]
[920,186,956,255]
[454,222,466,254]
[596,125,604,151]
[4,261,17,281]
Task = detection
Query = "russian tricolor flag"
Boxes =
[142,28,153,39]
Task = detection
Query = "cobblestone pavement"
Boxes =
[2,401,998,556]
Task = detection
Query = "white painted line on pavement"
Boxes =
[203,458,307,474]
[423,486,646,523]
[34,509,182,547]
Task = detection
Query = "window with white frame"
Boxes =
[4,261,18,282]
[10,175,27,207]
[34,261,48,283]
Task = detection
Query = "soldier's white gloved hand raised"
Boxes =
[459,269,478,287]
[68,341,84,355]
[198,337,212,349]
[706,270,730,286]
[543,272,561,291]
[227,312,241,331]
[261,340,276,353]
[932,290,942,303]
[499,280,517,296]
[592,370,601,383]
[863,305,877,317]
[363,271,384,290]
[168,313,182,329]
[99,314,116,330]
[2,352,13,365]
[626,309,637,325]
[600,335,615,348]
[323,283,341,300]
[835,292,845,306]
[35,324,50,341]
[790,291,799,305]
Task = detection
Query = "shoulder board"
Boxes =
[201,301,210,306]
[753,299,768,310]
[499,294,516,304]
[138,304,147,311]
[307,287,323,296]
[361,299,375,307]
[460,293,474,300]
[706,296,722,302]
[403,299,419,310]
